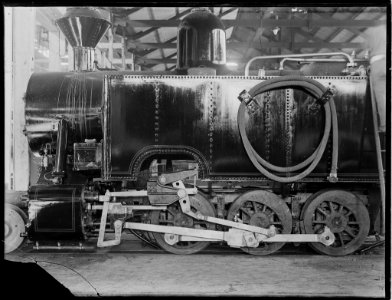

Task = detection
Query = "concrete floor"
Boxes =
[5,238,386,297]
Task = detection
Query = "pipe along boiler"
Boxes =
[5,7,383,256]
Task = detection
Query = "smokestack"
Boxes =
[56,7,111,71]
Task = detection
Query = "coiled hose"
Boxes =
[237,76,339,183]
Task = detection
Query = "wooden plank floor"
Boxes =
[5,238,386,297]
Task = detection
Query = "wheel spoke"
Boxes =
[240,207,251,216]
[338,204,344,214]
[316,207,328,216]
[226,191,292,256]
[269,212,277,220]
[338,232,345,246]
[150,194,216,254]
[302,190,370,255]
[344,227,357,238]
[328,201,335,213]
[252,201,259,212]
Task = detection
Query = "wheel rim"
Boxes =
[150,194,216,254]
[5,204,26,253]
[302,190,370,256]
[227,190,292,255]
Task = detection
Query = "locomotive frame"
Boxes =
[4,7,385,256]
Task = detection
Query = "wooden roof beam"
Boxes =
[293,28,340,52]
[111,7,143,20]
[126,8,193,40]
[313,9,365,43]
[127,41,367,50]
[124,18,385,28]
[131,37,177,57]
[128,7,238,46]
[131,7,238,64]
[147,7,167,70]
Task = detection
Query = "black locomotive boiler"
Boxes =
[5,7,383,256]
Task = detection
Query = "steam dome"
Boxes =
[176,8,226,71]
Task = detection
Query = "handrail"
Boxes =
[244,52,355,77]
[279,57,365,70]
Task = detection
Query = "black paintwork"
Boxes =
[105,75,378,181]
[25,72,104,153]
[25,71,378,183]
[27,185,85,240]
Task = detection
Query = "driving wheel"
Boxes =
[149,193,216,254]
[301,189,370,256]
[227,190,292,255]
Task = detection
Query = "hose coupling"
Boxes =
[319,88,334,105]
[346,62,357,68]
[327,172,338,183]
[238,90,260,113]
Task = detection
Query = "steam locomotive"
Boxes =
[5,7,383,256]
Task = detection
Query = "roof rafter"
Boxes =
[123,18,385,29]
[126,41,367,50]
[147,7,167,70]
[126,8,193,41]
[107,7,386,71]
[133,7,239,69]
[110,7,143,19]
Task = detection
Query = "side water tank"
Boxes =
[176,8,226,72]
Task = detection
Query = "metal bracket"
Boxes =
[96,189,169,248]
[238,90,261,114]
[147,170,198,205]
[318,88,334,105]
[157,169,198,186]
[327,172,339,183]
[97,190,123,247]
